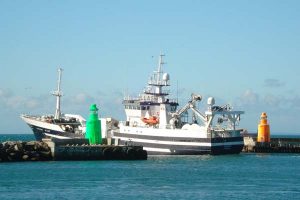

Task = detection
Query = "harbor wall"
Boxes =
[243,136,300,153]
[0,139,147,162]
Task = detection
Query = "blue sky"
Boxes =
[1,0,300,134]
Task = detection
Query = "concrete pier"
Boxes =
[243,136,300,153]
[0,138,147,162]
[45,138,147,161]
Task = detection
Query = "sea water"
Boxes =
[0,134,299,200]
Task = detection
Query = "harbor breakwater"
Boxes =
[0,139,147,162]
[0,141,51,162]
[243,136,300,153]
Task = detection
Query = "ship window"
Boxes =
[171,106,177,112]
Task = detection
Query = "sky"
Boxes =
[1,0,300,134]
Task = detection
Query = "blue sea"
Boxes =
[0,134,300,200]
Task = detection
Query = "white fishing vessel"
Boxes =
[112,55,245,155]
[20,68,86,140]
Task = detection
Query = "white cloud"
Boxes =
[239,89,259,105]
[2,86,300,133]
[0,88,12,99]
[232,88,300,133]
[72,93,95,104]
[263,94,283,107]
[0,88,52,112]
[5,96,25,109]
[25,99,39,109]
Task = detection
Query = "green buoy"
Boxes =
[85,104,102,145]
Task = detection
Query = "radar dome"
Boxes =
[207,97,215,106]
[162,73,170,81]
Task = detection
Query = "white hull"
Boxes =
[113,126,244,155]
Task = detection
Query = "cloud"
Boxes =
[0,88,25,109]
[235,89,293,110]
[0,88,13,99]
[232,88,300,132]
[56,89,125,120]
[5,96,26,109]
[263,94,283,107]
[71,93,95,104]
[238,89,259,105]
[25,99,39,109]
[263,79,285,88]
[0,88,52,112]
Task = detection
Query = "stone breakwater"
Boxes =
[0,141,52,162]
[0,139,147,162]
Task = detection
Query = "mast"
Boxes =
[157,54,164,84]
[155,54,165,94]
[145,54,170,97]
[52,68,63,119]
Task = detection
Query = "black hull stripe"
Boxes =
[29,125,84,141]
[119,140,243,149]
[119,140,243,155]
[114,132,243,143]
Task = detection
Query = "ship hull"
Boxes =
[29,124,84,141]
[113,132,244,155]
[21,115,84,141]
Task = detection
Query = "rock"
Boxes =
[7,156,13,161]
[41,143,50,151]
[30,157,38,161]
[22,155,29,161]
[39,151,52,160]
[14,144,19,151]
[6,147,14,154]
[24,141,37,151]
[0,141,53,162]
[9,152,16,157]
[17,142,24,152]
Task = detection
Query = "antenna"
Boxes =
[158,54,165,73]
[176,80,179,104]
[52,68,63,119]
[157,54,165,84]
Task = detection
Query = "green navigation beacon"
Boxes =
[85,104,102,144]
